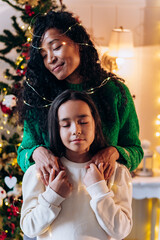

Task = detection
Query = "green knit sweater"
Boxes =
[17,80,143,172]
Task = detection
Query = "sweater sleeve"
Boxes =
[115,83,143,171]
[17,116,48,172]
[20,166,65,238]
[87,164,132,239]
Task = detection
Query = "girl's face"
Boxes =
[58,100,95,161]
[40,28,80,82]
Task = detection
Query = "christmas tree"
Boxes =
[0,0,65,239]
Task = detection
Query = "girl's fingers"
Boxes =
[49,168,55,182]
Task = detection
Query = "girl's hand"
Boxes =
[33,146,62,186]
[49,169,72,198]
[90,146,119,180]
[83,163,104,187]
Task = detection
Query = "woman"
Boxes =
[17,10,143,186]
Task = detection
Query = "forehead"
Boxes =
[41,28,70,47]
[58,100,92,118]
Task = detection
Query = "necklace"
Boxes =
[24,76,111,108]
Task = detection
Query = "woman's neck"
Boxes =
[65,150,91,163]
[66,68,83,84]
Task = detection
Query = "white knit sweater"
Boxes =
[20,157,132,240]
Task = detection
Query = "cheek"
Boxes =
[43,60,49,69]
[59,129,68,144]
[88,122,95,143]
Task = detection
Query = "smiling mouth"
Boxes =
[52,63,64,72]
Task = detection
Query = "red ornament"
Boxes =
[16,67,27,76]
[0,95,17,115]
[25,4,35,16]
[0,231,7,240]
[0,103,12,115]
[13,82,21,89]
[22,43,30,60]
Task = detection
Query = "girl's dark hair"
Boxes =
[17,10,126,131]
[48,90,107,157]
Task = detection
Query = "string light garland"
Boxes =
[30,13,81,39]
[24,77,112,108]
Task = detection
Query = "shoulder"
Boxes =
[109,162,132,187]
[105,79,131,96]
[22,164,37,183]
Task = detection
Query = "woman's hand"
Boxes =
[32,146,61,185]
[49,168,72,198]
[90,146,119,180]
[83,163,104,187]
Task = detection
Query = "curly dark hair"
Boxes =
[17,10,125,132]
[48,90,108,157]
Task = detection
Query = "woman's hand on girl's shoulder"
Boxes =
[90,146,119,180]
[32,146,61,186]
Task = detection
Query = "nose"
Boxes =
[47,50,57,64]
[72,123,81,136]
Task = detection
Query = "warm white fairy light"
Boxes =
[27,37,32,42]
[155,113,160,138]
[156,120,160,125]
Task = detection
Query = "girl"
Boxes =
[20,90,132,240]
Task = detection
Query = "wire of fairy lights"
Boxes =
[23,77,112,108]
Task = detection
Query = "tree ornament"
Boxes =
[4,176,17,189]
[16,67,27,76]
[0,231,7,240]
[0,187,7,199]
[0,186,7,206]
[7,184,22,198]
[25,4,35,16]
[0,95,17,115]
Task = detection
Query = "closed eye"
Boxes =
[53,45,61,51]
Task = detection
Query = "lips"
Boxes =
[52,63,64,72]
[71,139,84,143]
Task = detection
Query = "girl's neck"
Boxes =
[65,151,91,163]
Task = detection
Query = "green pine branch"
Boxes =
[0,56,16,68]
[0,16,27,55]
[4,69,23,81]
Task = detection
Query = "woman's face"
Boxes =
[58,100,95,161]
[40,28,80,82]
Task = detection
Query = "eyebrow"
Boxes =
[59,114,90,122]
[48,39,59,45]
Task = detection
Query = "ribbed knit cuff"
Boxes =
[40,186,65,207]
[87,180,110,199]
